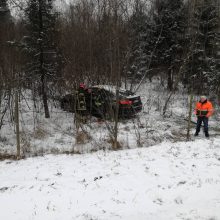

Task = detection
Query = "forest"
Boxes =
[0,0,220,157]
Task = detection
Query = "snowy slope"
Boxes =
[1,79,220,156]
[0,138,220,220]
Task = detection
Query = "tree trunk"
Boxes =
[167,68,173,91]
[41,74,50,118]
[39,0,50,118]
[187,93,193,141]
[113,82,120,150]
[15,89,21,159]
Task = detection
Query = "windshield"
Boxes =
[119,90,134,97]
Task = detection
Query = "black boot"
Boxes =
[205,132,209,138]
[194,132,199,136]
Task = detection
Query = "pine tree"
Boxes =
[126,1,156,83]
[153,0,187,90]
[0,0,14,92]
[184,0,220,94]
[128,2,148,79]
[24,0,60,118]
[206,0,220,96]
[0,0,12,24]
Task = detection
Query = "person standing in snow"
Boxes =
[194,96,214,137]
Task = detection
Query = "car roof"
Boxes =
[91,85,126,93]
[90,85,139,99]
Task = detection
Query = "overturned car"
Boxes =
[60,85,142,119]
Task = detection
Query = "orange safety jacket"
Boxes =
[194,100,214,117]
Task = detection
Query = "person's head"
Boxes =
[200,95,207,103]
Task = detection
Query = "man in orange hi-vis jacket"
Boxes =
[194,96,214,137]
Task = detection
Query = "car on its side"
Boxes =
[60,85,142,119]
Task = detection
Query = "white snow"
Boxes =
[1,79,219,219]
[1,78,220,156]
[0,138,220,220]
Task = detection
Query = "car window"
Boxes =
[119,90,134,97]
[90,89,114,103]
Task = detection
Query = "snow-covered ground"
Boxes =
[0,138,220,220]
[0,79,220,156]
[1,79,220,219]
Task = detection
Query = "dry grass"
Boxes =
[107,138,122,150]
[0,154,25,161]
[171,130,188,142]
[0,154,16,161]
[76,131,91,144]
[19,132,32,154]
[32,126,49,140]
[0,136,7,143]
[212,126,220,133]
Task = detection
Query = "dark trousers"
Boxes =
[196,116,209,134]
